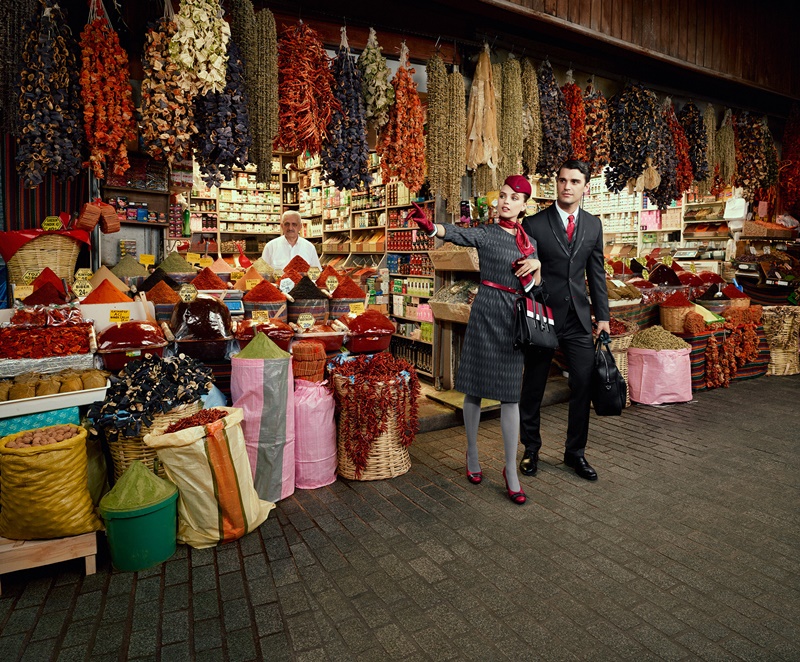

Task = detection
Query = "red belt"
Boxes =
[481,280,521,295]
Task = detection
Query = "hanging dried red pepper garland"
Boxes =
[377,42,425,193]
[79,0,136,179]
[560,70,588,161]
[536,60,571,177]
[275,22,338,155]
[676,101,708,183]
[780,103,800,214]
[583,80,610,176]
[664,99,693,196]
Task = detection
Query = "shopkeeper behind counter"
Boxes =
[261,210,321,271]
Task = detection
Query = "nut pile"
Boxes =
[4,425,80,449]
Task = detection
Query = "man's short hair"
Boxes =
[281,210,302,225]
[558,159,591,184]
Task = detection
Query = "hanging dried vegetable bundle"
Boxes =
[664,99,693,195]
[321,28,371,191]
[16,0,84,188]
[734,112,768,199]
[0,0,36,135]
[425,53,449,201]
[643,92,678,209]
[357,28,394,132]
[780,103,800,214]
[583,82,610,176]
[445,70,467,215]
[141,12,195,166]
[275,22,338,155]
[560,71,588,161]
[170,0,229,96]
[376,43,425,192]
[227,1,257,149]
[79,2,136,179]
[760,116,779,189]
[536,60,571,178]
[715,109,737,186]
[521,58,542,176]
[465,45,499,172]
[252,10,279,181]
[499,56,523,182]
[676,101,708,182]
[699,104,717,195]
[192,41,252,188]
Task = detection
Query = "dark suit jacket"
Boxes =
[522,204,609,335]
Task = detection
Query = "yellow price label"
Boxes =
[23,269,42,285]
[641,268,650,281]
[14,285,33,300]
[75,268,93,281]
[185,252,201,265]
[662,255,673,266]
[72,280,93,298]
[42,216,63,230]
[199,256,214,268]
[604,263,614,277]
[139,254,155,266]
[279,278,294,294]
[246,279,261,290]
[326,276,339,291]
[308,267,321,281]
[689,262,697,274]
[349,302,365,315]
[109,309,131,323]
[252,310,272,324]
[230,271,244,281]
[179,284,198,302]
[297,313,315,329]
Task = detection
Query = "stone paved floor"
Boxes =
[1,374,799,661]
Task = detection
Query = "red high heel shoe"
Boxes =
[466,452,482,484]
[502,468,527,505]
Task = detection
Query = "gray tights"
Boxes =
[463,395,521,491]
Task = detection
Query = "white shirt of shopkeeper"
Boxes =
[261,212,321,270]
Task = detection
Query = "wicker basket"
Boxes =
[606,320,638,352]
[660,305,694,333]
[766,348,800,376]
[610,348,632,407]
[106,401,201,481]
[333,375,412,481]
[7,233,81,285]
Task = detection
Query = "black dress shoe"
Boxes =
[519,450,539,476]
[563,454,598,481]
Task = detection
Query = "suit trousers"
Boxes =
[520,307,595,458]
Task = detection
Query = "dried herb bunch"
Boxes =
[560,71,588,161]
[499,56,524,182]
[445,70,467,215]
[141,17,195,166]
[583,82,610,176]
[275,22,338,155]
[170,0,230,95]
[192,40,252,188]
[253,9,279,181]
[425,53,449,201]
[321,29,371,191]
[664,99,693,195]
[536,60,571,177]
[465,46,499,171]
[492,61,503,179]
[357,28,394,132]
[644,92,678,210]
[715,109,737,185]
[676,101,708,182]
[16,0,84,188]
[377,43,425,192]
[1,0,37,135]
[779,103,800,214]
[700,104,717,195]
[734,112,768,200]
[760,116,779,189]
[521,58,542,175]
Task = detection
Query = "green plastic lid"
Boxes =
[99,461,177,512]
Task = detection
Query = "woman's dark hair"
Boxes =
[558,159,591,184]
[518,192,530,218]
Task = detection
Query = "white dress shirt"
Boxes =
[261,236,321,270]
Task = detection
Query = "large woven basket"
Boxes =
[333,375,411,481]
[7,233,81,285]
[106,401,201,481]
[610,348,632,407]
[766,348,799,376]
[660,305,694,333]
[606,320,638,352]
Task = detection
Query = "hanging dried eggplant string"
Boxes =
[521,58,542,176]
[465,45,499,176]
[734,111,768,201]
[1,0,37,135]
[676,100,708,183]
[192,40,252,188]
[227,0,258,162]
[376,42,425,192]
[446,69,466,215]
[780,103,800,214]
[760,116,779,190]
[275,22,338,155]
[664,98,693,196]
[321,27,371,191]
[560,69,588,161]
[716,109,737,186]
[425,53,449,201]
[583,79,610,176]
[357,28,394,133]
[171,0,230,96]
[499,56,523,182]
[699,104,717,195]
[536,59,571,178]
[254,9,278,181]
[644,90,678,209]
[16,0,84,188]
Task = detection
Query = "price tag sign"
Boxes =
[185,252,201,265]
[297,313,315,329]
[75,268,93,281]
[139,254,155,266]
[13,285,33,301]
[252,310,272,324]
[230,271,244,281]
[641,268,650,281]
[604,263,614,277]
[179,284,198,302]
[662,255,673,266]
[308,267,321,281]
[689,263,697,274]
[610,279,626,288]
[279,278,294,294]
[326,276,339,291]
[42,216,63,231]
[109,309,131,323]
[72,280,93,298]
[246,279,261,290]
[199,256,214,268]
[349,302,365,315]
[23,269,42,285]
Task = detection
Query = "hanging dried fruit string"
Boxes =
[79,0,136,179]
[699,104,717,195]
[141,4,195,166]
[192,40,252,188]
[521,58,542,176]
[275,22,338,155]
[228,1,258,159]
[560,70,588,161]
[1,0,37,135]
[377,43,425,192]
[715,109,737,186]
[321,27,371,191]
[425,53,449,202]
[664,98,693,196]
[780,103,800,215]
[465,45,499,194]
[16,0,84,188]
[734,111,769,200]
[582,79,609,176]
[536,60,571,178]
[676,101,708,183]
[170,0,229,96]
[357,28,394,133]
[445,69,466,215]
[643,91,678,209]
[499,56,523,182]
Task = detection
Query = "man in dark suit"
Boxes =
[517,160,610,481]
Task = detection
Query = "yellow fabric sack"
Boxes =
[143,407,274,549]
[0,426,103,540]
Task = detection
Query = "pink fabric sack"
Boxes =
[294,380,337,490]
[627,347,692,405]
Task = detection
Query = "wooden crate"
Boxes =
[427,249,479,272]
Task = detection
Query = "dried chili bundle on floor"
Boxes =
[583,82,610,176]
[560,72,588,161]
[275,22,338,155]
[377,42,425,193]
[425,53,449,202]
[357,28,394,132]
[664,99,693,196]
[1,0,37,135]
[780,103,800,214]
[16,0,84,188]
[536,60,571,177]
[521,58,542,176]
[192,40,252,188]
[676,101,708,183]
[321,28,371,191]
[170,0,229,95]
[79,2,136,179]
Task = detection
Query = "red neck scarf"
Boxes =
[498,219,536,292]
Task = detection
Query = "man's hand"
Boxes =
[407,202,436,236]
[596,320,611,335]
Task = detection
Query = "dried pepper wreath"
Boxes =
[377,42,425,193]
[16,0,84,188]
[664,99,693,196]
[560,71,588,161]
[171,0,229,96]
[357,28,394,132]
[321,28,371,191]
[275,22,338,155]
[780,103,800,214]
[583,81,610,176]
[425,53,449,202]
[536,60,571,177]
[1,0,37,135]
[80,1,137,179]
[521,58,542,176]
[676,101,708,183]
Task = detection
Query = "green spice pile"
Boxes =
[99,461,176,511]
[630,325,690,351]
[236,332,289,359]
[158,252,196,273]
[111,255,149,279]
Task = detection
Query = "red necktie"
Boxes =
[566,214,575,242]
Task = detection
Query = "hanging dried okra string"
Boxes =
[499,56,523,182]
[521,58,542,176]
[425,52,449,202]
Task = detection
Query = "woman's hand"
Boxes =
[407,202,437,236]
[514,258,541,283]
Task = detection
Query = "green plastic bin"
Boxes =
[100,489,178,572]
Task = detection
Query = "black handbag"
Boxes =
[513,288,559,351]
[591,331,627,416]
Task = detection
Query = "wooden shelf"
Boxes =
[391,333,433,345]
[120,221,169,228]
[102,185,169,195]
[389,273,434,278]
[386,249,433,254]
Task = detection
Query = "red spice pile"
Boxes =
[146,280,180,304]
[191,267,227,290]
[348,310,394,335]
[683,312,707,335]
[0,324,91,359]
[164,408,228,434]
[315,265,340,288]
[31,267,66,296]
[280,268,303,284]
[81,279,133,304]
[677,271,705,286]
[23,282,66,306]
[661,291,693,308]
[608,318,628,336]
[331,276,365,299]
[721,284,748,299]
[243,280,287,302]
[698,271,725,284]
[284,255,310,273]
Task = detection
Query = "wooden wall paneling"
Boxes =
[641,0,654,51]
[578,0,592,27]
[556,0,569,21]
[530,0,545,11]
[665,0,679,60]
[600,0,612,40]
[612,0,623,41]
[629,0,641,48]
[620,0,631,43]
[702,0,714,70]
[711,5,722,74]
[569,0,582,25]
[590,0,601,31]
[685,0,696,68]
[677,0,689,63]
[544,0,558,15]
